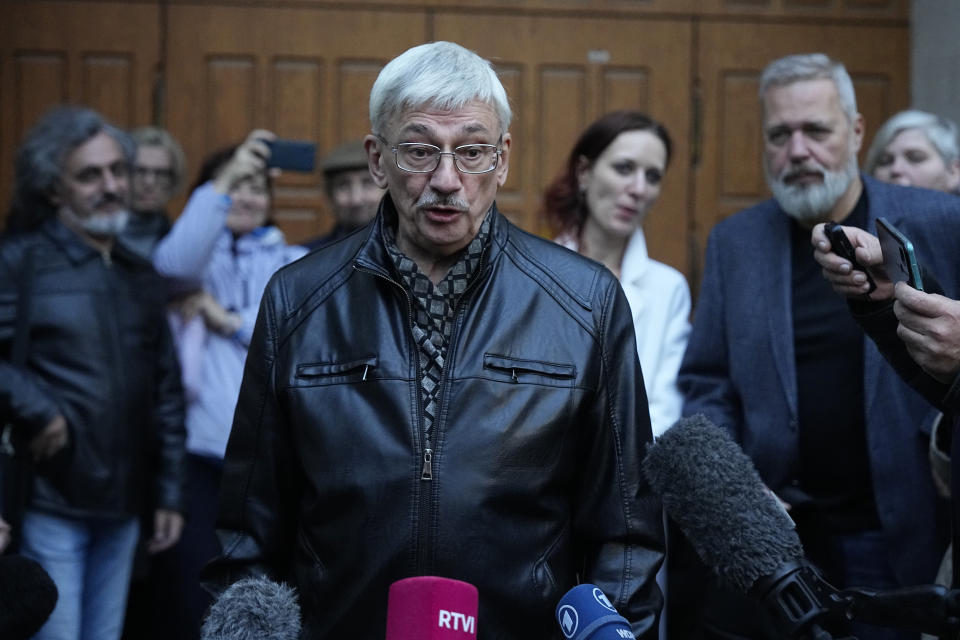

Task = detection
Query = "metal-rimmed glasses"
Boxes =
[377,135,503,174]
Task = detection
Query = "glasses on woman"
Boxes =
[378,136,502,174]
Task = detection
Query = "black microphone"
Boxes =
[200,576,301,640]
[641,414,838,640]
[0,554,59,640]
[643,414,960,639]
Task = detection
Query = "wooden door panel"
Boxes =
[165,5,428,242]
[692,21,909,294]
[0,1,160,213]
[434,13,693,277]
[697,0,906,18]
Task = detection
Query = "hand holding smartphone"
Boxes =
[823,222,877,294]
[263,139,316,172]
[876,217,924,291]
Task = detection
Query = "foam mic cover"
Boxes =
[641,414,804,592]
[555,584,633,640]
[200,576,301,640]
[385,576,478,639]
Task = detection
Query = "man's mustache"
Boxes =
[95,191,124,207]
[779,163,826,184]
[416,192,469,212]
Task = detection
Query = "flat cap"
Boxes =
[321,138,369,175]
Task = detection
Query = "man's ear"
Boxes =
[365,135,388,188]
[495,133,512,187]
[851,112,865,154]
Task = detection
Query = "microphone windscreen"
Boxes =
[556,584,633,640]
[200,576,301,640]
[641,414,804,592]
[0,554,58,640]
[386,576,478,639]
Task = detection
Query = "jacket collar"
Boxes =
[41,216,152,267]
[619,227,651,285]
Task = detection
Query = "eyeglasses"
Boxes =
[378,135,502,174]
[133,165,175,186]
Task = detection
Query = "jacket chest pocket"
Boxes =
[294,355,378,387]
[482,353,576,387]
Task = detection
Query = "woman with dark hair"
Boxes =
[147,130,306,639]
[543,110,690,436]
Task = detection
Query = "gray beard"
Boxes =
[766,156,858,224]
[60,207,130,237]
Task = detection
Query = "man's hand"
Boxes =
[212,129,274,195]
[811,223,893,301]
[28,414,68,462]
[148,509,184,554]
[0,515,12,553]
[893,282,960,384]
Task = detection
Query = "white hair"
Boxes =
[864,109,960,175]
[369,41,512,137]
[759,53,858,123]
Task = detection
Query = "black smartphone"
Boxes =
[823,221,876,294]
[876,217,924,291]
[264,139,316,172]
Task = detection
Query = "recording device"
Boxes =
[555,584,633,640]
[0,555,59,640]
[385,576,478,639]
[199,576,301,640]
[876,217,924,291]
[823,222,877,294]
[642,414,960,639]
[264,139,316,172]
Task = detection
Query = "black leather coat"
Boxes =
[0,219,186,519]
[205,199,664,638]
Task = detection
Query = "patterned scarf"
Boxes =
[383,211,492,443]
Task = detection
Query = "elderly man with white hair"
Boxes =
[203,41,664,639]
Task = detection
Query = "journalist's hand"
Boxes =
[811,223,892,301]
[894,282,960,384]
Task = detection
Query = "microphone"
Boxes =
[555,583,633,640]
[200,576,301,640]
[641,414,837,639]
[0,554,59,640]
[385,576,478,639]
[642,414,960,639]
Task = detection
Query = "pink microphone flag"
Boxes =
[386,576,479,639]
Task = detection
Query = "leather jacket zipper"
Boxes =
[353,262,433,571]
[355,246,490,574]
[421,448,433,480]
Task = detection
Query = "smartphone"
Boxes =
[823,221,876,294]
[876,217,924,291]
[265,139,316,172]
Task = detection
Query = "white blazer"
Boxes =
[560,228,691,435]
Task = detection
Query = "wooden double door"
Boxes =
[1,1,909,295]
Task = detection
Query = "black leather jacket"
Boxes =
[206,199,664,638]
[0,219,186,519]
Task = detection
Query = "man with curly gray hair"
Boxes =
[0,106,186,640]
